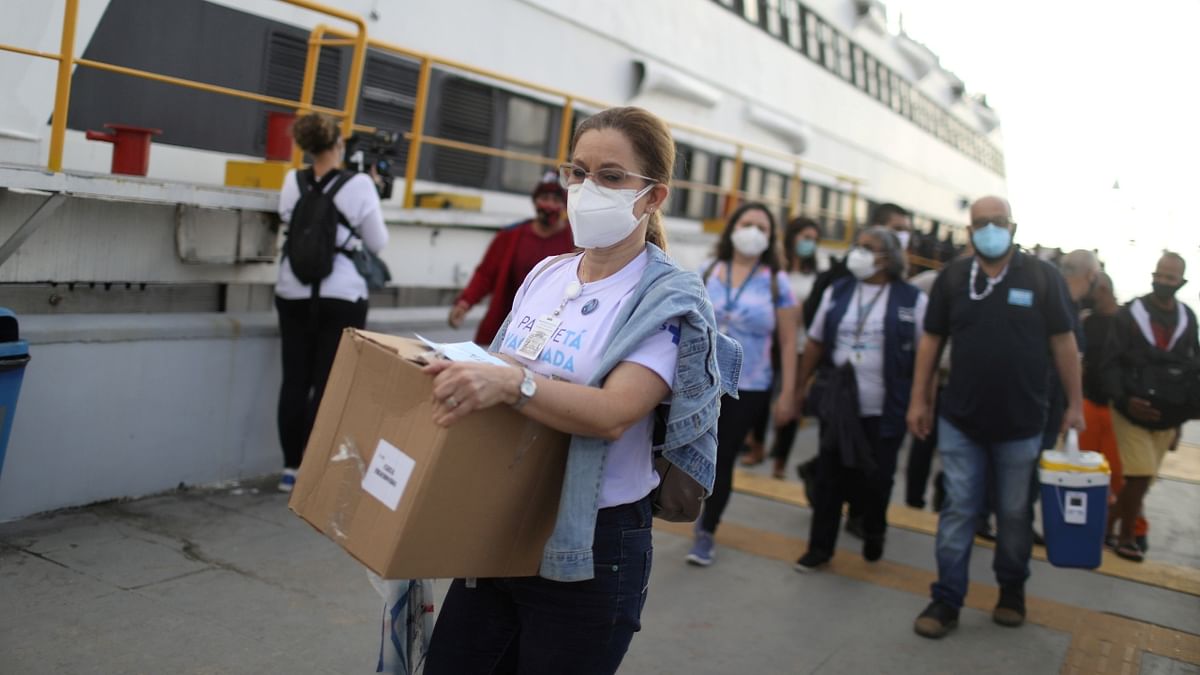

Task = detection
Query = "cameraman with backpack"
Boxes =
[275,113,388,493]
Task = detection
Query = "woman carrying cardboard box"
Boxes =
[420,106,740,675]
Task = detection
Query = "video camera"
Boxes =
[344,129,400,200]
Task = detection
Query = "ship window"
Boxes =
[686,149,716,219]
[804,13,822,63]
[743,165,764,200]
[782,1,802,50]
[763,171,785,211]
[837,34,853,81]
[878,64,891,104]
[830,190,847,240]
[356,52,419,169]
[864,55,878,97]
[264,31,342,109]
[852,45,866,90]
[500,96,553,192]
[820,24,835,71]
[432,76,495,188]
[669,143,691,218]
[743,0,759,24]
[764,0,782,35]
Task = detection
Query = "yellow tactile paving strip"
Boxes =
[731,469,1200,597]
[654,518,1200,673]
[1161,442,1200,484]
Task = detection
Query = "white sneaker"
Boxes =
[278,468,297,493]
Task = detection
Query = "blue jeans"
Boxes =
[424,495,653,675]
[931,418,1041,609]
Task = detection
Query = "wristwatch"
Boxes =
[513,367,537,410]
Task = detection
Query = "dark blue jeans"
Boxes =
[424,495,653,675]
[931,418,1041,608]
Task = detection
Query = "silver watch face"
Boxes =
[520,377,537,398]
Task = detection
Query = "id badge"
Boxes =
[516,315,561,361]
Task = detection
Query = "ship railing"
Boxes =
[305,25,866,245]
[0,0,372,173]
[0,1,869,246]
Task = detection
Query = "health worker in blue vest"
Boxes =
[794,226,926,571]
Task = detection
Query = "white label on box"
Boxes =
[1063,490,1088,525]
[361,440,416,511]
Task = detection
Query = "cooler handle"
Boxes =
[1064,428,1081,463]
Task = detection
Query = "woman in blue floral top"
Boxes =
[687,202,799,566]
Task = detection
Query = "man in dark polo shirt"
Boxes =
[907,196,1083,639]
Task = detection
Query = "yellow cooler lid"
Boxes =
[1038,429,1110,474]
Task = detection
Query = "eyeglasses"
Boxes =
[558,163,656,190]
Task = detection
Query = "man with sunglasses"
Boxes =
[450,171,575,345]
[907,196,1082,639]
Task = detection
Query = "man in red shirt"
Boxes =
[448,172,575,345]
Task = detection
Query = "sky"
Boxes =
[890,0,1200,307]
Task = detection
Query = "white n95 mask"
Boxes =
[730,226,770,257]
[846,247,880,280]
[567,180,654,249]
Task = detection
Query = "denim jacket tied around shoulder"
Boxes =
[489,243,741,582]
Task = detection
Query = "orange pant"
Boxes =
[1081,399,1148,536]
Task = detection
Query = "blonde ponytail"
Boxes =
[646,212,669,251]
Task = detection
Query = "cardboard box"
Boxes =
[289,330,569,579]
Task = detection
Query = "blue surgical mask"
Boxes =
[795,239,817,258]
[972,223,1012,260]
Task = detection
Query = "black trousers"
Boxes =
[807,416,904,557]
[275,296,368,469]
[769,417,801,465]
[701,391,772,533]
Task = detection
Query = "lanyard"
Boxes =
[723,261,761,312]
[853,282,887,344]
[969,258,1010,301]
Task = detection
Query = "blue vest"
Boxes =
[820,276,920,438]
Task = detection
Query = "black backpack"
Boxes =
[284,168,354,287]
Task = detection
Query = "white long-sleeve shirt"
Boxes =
[275,169,388,302]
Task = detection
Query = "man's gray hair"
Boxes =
[1060,249,1100,278]
[860,225,908,279]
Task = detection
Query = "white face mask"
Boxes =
[846,247,880,280]
[730,226,770,258]
[894,230,911,251]
[567,179,654,249]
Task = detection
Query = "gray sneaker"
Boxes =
[686,529,715,566]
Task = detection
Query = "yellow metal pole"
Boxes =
[339,24,369,138]
[788,163,801,219]
[555,98,574,164]
[293,25,325,167]
[402,58,433,209]
[47,0,79,173]
[725,147,744,217]
[846,184,859,243]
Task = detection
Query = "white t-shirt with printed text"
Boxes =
[499,251,680,509]
[808,282,927,416]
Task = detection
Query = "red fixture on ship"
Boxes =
[265,111,296,161]
[85,123,162,176]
